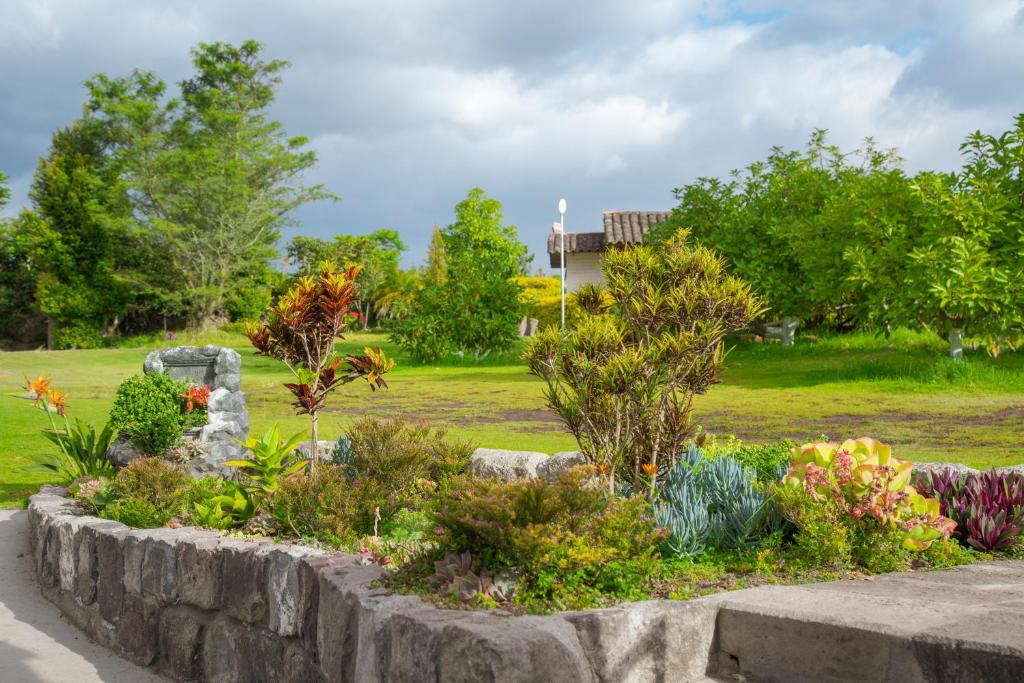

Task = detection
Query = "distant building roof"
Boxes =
[547,210,671,268]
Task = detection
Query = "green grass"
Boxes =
[2,328,1023,507]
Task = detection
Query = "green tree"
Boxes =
[20,120,132,348]
[424,226,447,285]
[286,229,406,326]
[648,131,909,328]
[86,40,333,327]
[391,188,528,361]
[0,172,42,345]
[890,117,1023,355]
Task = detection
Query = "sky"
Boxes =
[2,1,1023,268]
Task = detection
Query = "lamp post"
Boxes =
[558,198,567,329]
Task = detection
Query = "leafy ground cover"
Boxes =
[2,328,1023,506]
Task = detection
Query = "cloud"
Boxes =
[1,0,1022,267]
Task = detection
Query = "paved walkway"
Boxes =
[0,509,161,683]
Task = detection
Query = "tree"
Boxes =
[390,188,529,361]
[86,40,333,327]
[20,120,133,348]
[525,231,762,496]
[0,173,42,346]
[286,229,406,326]
[424,226,447,285]
[647,131,908,328]
[246,262,395,463]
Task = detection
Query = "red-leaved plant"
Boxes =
[246,262,395,464]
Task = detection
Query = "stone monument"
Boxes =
[143,345,250,475]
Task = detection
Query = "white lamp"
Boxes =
[558,198,567,329]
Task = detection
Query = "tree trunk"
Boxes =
[949,328,964,361]
[310,412,319,463]
[780,316,798,347]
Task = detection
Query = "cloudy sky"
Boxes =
[2,1,1022,266]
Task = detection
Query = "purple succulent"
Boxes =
[917,468,1024,552]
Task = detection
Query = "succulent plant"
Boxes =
[782,437,954,552]
[916,468,1024,551]
[430,551,509,604]
[655,443,777,558]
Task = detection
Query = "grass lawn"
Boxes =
[2,328,1023,507]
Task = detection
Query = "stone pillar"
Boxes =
[143,345,249,475]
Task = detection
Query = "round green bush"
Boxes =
[108,372,206,455]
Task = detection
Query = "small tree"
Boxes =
[390,188,528,362]
[246,262,394,463]
[525,231,763,497]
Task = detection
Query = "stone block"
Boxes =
[296,553,358,659]
[201,615,286,683]
[117,592,163,666]
[95,523,130,623]
[176,532,224,610]
[221,537,273,624]
[268,545,325,637]
[563,599,722,682]
[124,528,179,602]
[159,604,212,681]
[469,448,549,481]
[317,564,386,682]
[384,609,596,683]
[73,518,123,606]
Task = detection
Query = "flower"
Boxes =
[180,385,210,413]
[46,388,69,417]
[24,374,51,405]
[165,331,178,341]
[641,463,658,476]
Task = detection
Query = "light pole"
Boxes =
[558,198,567,329]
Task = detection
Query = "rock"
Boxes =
[268,545,324,637]
[563,599,723,682]
[176,531,224,610]
[912,461,980,483]
[117,592,163,665]
[537,451,589,483]
[95,522,130,623]
[107,436,146,467]
[469,448,549,482]
[220,538,274,625]
[994,465,1024,477]
[296,440,337,461]
[385,609,596,682]
[158,604,211,680]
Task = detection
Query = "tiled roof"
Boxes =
[546,211,672,268]
[547,231,606,268]
[602,211,672,245]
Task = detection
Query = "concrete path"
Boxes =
[0,509,161,683]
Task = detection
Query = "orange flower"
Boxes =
[47,388,69,417]
[595,462,611,475]
[180,385,210,413]
[24,374,51,405]
[641,463,658,476]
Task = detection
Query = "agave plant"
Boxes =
[430,551,509,604]
[917,468,1024,551]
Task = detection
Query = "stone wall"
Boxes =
[28,487,725,683]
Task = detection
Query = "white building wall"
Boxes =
[564,252,604,291]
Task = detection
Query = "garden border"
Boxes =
[27,487,728,682]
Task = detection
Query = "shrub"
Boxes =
[771,481,852,567]
[916,468,1024,552]
[271,464,361,544]
[108,372,206,455]
[525,231,763,495]
[780,437,955,553]
[100,457,191,527]
[715,441,793,484]
[429,467,666,610]
[345,416,475,496]
[655,444,780,558]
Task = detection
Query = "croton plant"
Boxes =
[782,437,955,551]
[246,262,394,463]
